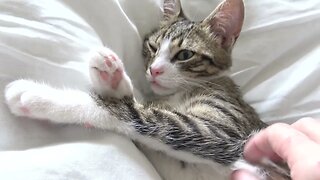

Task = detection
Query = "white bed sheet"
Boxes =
[0,0,319,179]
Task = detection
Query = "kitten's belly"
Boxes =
[138,145,230,180]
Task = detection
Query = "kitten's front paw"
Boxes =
[5,80,53,119]
[89,47,133,99]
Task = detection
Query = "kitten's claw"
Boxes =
[89,47,133,99]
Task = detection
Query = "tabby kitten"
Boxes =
[4,0,290,179]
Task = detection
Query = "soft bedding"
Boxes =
[0,0,319,179]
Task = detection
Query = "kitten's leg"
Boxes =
[4,80,96,123]
[4,47,134,123]
[89,47,133,99]
[4,81,228,164]
[4,80,234,177]
[4,80,118,129]
[4,80,215,162]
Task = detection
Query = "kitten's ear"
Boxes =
[201,0,244,50]
[162,0,183,22]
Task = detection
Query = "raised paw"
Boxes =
[5,79,55,119]
[89,47,133,99]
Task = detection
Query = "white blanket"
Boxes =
[0,0,319,179]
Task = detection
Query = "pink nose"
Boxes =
[150,67,164,78]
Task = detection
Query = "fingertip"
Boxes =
[231,170,259,180]
[243,134,264,163]
[244,124,286,164]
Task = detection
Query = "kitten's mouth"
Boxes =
[150,80,169,90]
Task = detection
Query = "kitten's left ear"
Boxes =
[201,0,244,50]
[162,0,183,22]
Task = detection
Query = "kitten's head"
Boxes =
[143,0,244,96]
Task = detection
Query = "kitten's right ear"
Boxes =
[162,0,183,22]
[201,0,244,51]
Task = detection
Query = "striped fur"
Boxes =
[92,76,266,165]
[140,0,290,179]
[4,0,291,179]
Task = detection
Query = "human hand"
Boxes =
[231,117,320,180]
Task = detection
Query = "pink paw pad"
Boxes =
[104,55,117,67]
[19,106,30,115]
[99,71,110,81]
[111,68,123,89]
[84,122,93,128]
[109,55,117,61]
[104,59,113,68]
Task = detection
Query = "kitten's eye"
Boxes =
[148,42,158,53]
[175,50,194,61]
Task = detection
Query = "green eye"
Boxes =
[175,50,194,61]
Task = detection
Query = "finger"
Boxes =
[292,117,320,144]
[244,123,320,180]
[230,170,259,180]
[244,128,283,164]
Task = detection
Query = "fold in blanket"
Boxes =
[0,0,319,179]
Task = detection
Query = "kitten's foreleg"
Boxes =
[4,80,218,165]
[4,80,234,174]
[4,80,130,131]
